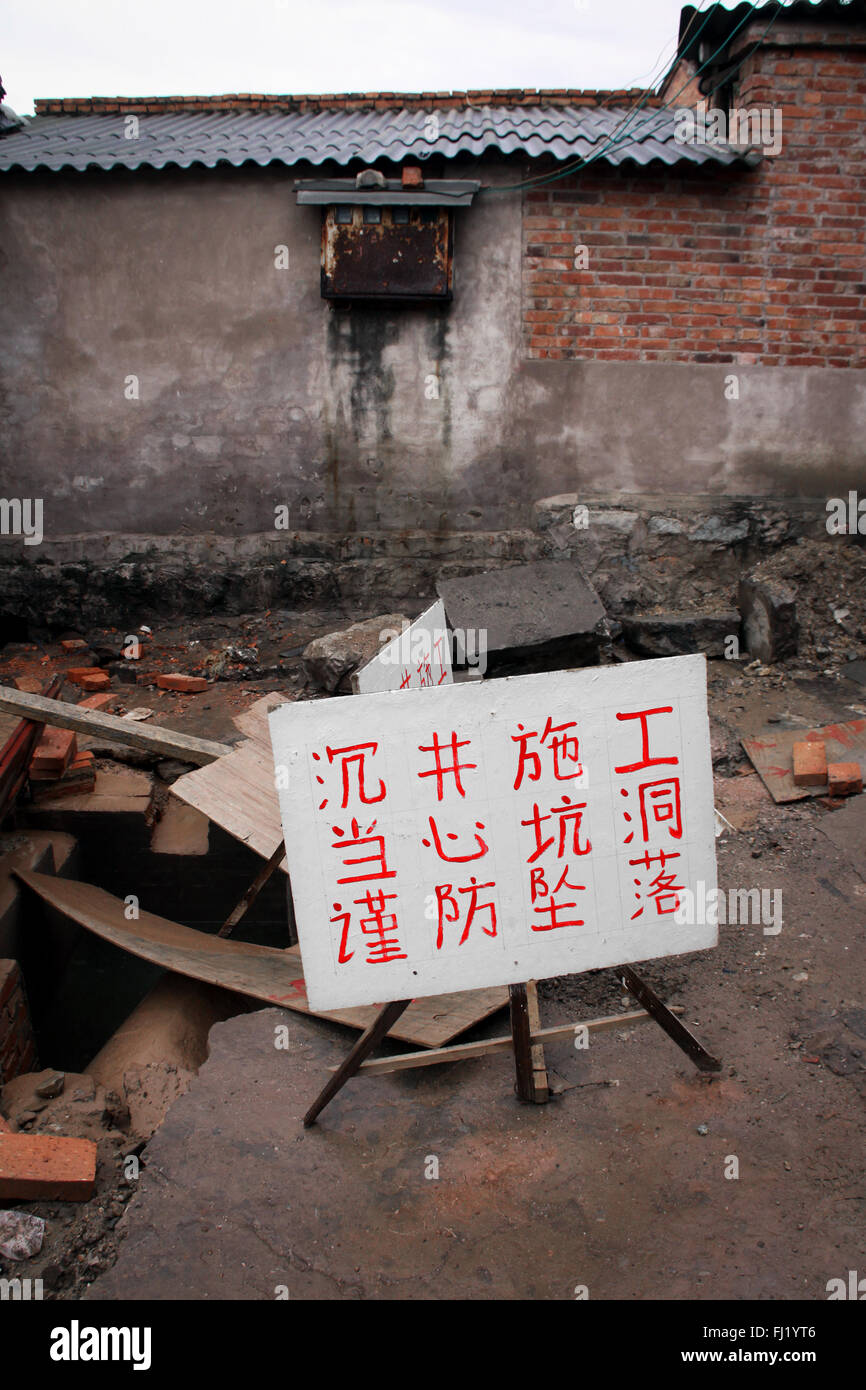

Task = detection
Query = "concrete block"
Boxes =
[436,559,606,676]
[620,611,740,658]
[738,573,798,663]
[302,613,408,693]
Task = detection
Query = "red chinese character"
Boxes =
[417,731,477,800]
[324,743,386,808]
[422,815,488,862]
[399,669,412,689]
[357,888,408,964]
[628,849,684,919]
[331,818,396,884]
[528,865,587,930]
[638,777,682,842]
[614,707,679,775]
[433,877,497,948]
[512,717,584,790]
[331,891,407,965]
[521,797,591,863]
[417,657,433,687]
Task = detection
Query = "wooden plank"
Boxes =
[231,692,286,744]
[337,1007,676,1075]
[0,686,231,766]
[280,944,509,1047]
[14,869,508,1050]
[525,978,549,1103]
[172,734,287,868]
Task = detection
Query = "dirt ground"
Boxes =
[1,560,865,1300]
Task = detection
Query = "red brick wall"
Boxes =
[0,958,38,1084]
[523,28,866,367]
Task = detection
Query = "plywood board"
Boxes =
[14,869,506,1048]
[742,717,866,804]
[171,697,289,870]
[270,654,718,1012]
[352,600,453,695]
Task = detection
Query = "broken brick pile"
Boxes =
[29,725,96,802]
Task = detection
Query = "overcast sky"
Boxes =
[2,0,703,115]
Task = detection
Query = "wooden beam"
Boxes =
[328,1007,682,1076]
[509,982,535,1103]
[304,998,412,1127]
[218,841,286,938]
[0,686,232,767]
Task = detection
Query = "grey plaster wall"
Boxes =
[0,155,863,560]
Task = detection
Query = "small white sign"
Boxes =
[270,654,717,1011]
[352,600,453,694]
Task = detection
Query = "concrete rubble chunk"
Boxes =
[620,611,740,658]
[0,1208,45,1260]
[302,613,408,692]
[738,572,799,663]
[436,559,606,676]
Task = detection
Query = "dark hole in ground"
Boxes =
[17,817,292,1074]
[0,613,30,646]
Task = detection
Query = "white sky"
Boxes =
[3,0,698,115]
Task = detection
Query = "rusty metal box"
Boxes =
[321,205,453,300]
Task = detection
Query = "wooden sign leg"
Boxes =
[303,998,412,1127]
[509,983,536,1103]
[525,980,549,1103]
[617,965,721,1073]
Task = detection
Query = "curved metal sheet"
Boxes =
[0,105,743,173]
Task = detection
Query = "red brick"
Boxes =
[78,673,111,692]
[793,740,828,787]
[827,762,863,797]
[31,727,77,776]
[66,667,109,688]
[77,691,116,710]
[60,638,88,651]
[156,674,208,693]
[0,1133,97,1201]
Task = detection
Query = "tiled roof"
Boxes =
[0,101,745,173]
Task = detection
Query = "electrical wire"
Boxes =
[480,0,788,195]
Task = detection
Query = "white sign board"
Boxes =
[270,654,717,1012]
[352,600,453,695]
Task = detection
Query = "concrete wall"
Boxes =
[0,149,863,627]
[0,158,527,536]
